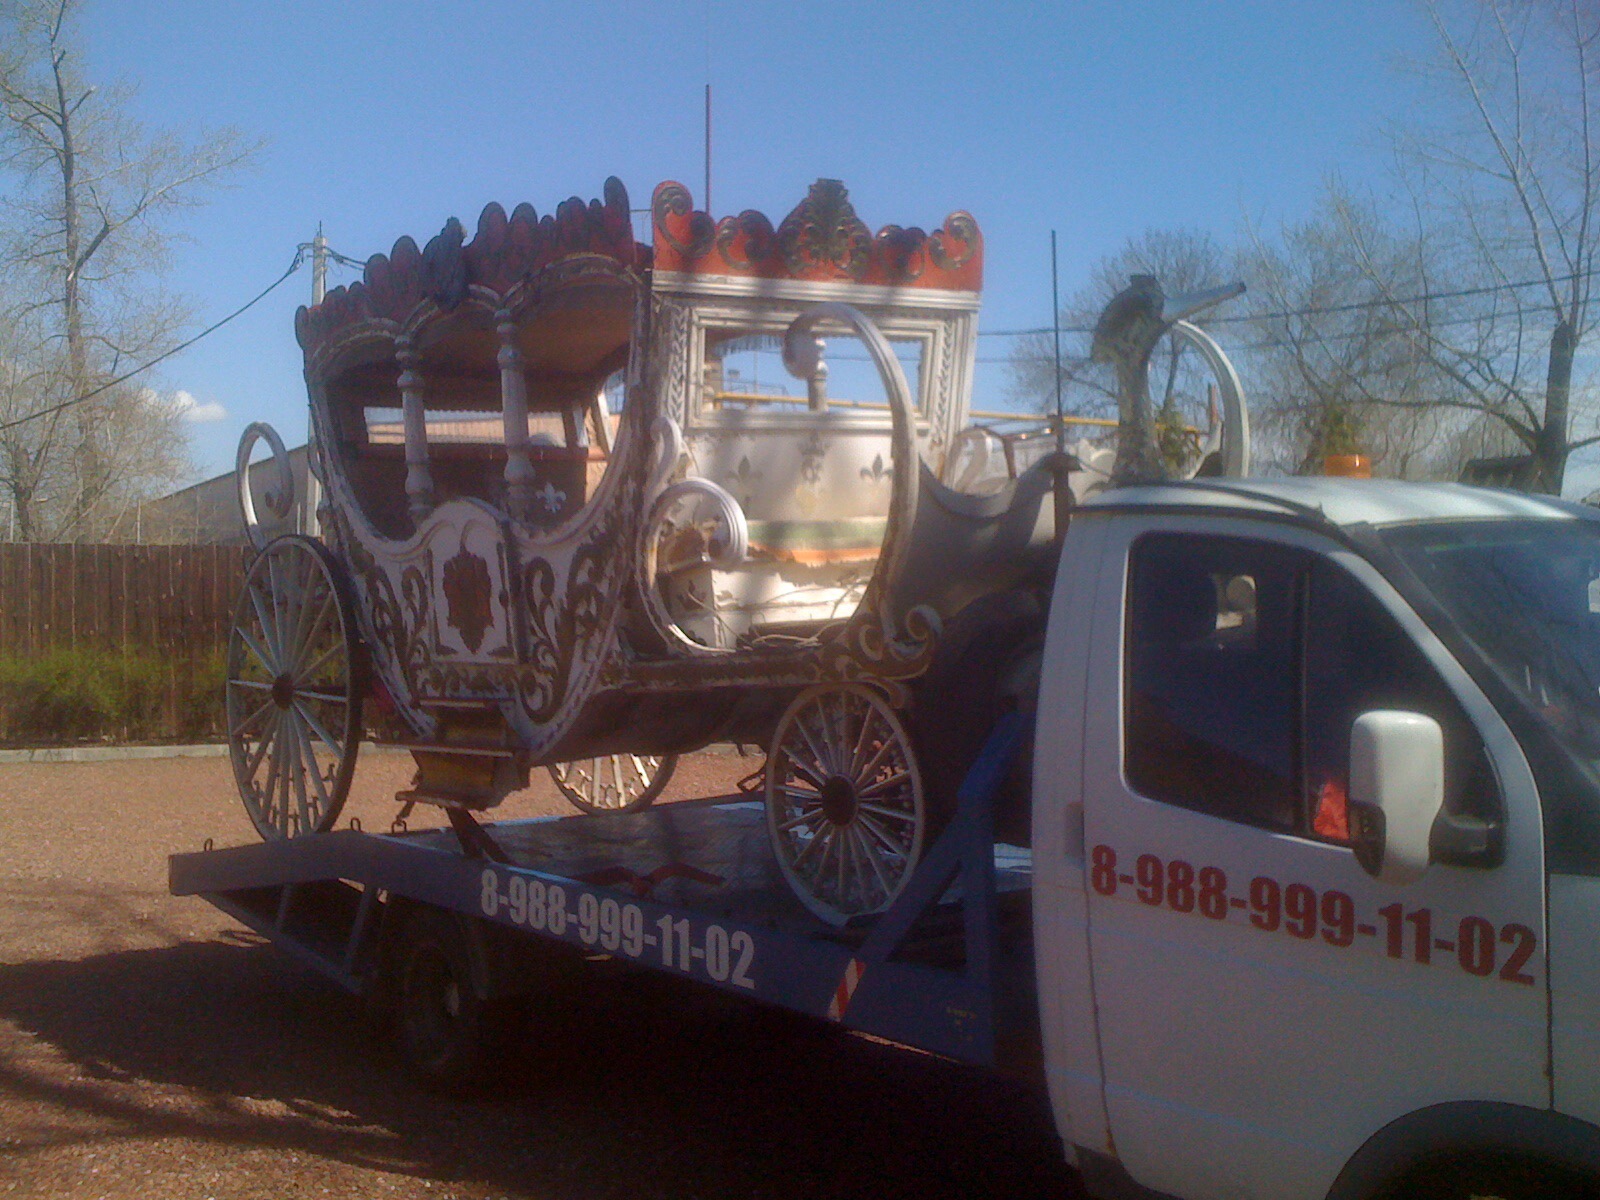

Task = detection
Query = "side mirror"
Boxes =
[1348,711,1445,885]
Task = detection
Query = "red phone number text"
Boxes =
[1089,844,1536,986]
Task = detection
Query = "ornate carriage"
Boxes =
[225,177,1248,924]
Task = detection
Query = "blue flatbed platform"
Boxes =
[169,718,1037,1072]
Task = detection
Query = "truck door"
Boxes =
[1078,520,1548,1200]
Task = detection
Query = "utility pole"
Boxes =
[312,225,328,306]
[303,226,329,538]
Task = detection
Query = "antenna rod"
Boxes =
[704,84,712,212]
[1051,230,1064,455]
[1049,230,1073,544]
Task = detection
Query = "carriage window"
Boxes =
[699,324,926,418]
[362,407,570,446]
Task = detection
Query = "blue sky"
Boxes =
[79,0,1436,480]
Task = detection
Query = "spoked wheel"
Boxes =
[226,535,363,840]
[765,684,925,926]
[549,754,679,815]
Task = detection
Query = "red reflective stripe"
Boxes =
[827,958,867,1021]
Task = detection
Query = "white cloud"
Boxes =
[169,389,228,423]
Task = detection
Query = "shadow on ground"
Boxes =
[0,924,1083,1200]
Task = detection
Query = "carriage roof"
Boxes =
[293,176,984,367]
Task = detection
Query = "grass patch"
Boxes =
[0,646,227,746]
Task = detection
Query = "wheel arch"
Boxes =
[1324,1101,1600,1200]
[376,898,494,1001]
[375,896,568,1004]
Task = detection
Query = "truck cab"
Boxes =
[1034,477,1600,1199]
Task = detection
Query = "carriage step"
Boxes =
[393,787,501,812]
[414,696,507,711]
[387,742,518,758]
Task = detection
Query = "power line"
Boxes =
[5,230,1567,438]
[976,264,1600,338]
[324,247,367,270]
[1234,298,1567,353]
[0,248,306,434]
[1212,268,1591,327]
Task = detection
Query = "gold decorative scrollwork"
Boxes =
[516,532,617,725]
[326,508,429,732]
[714,210,777,271]
[929,212,979,271]
[652,182,715,260]
[820,587,940,685]
[776,179,871,279]
[518,557,565,720]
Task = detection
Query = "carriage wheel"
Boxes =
[765,685,925,925]
[226,535,363,840]
[549,754,679,815]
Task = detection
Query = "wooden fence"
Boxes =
[0,543,251,656]
[0,543,253,743]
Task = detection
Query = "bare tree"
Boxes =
[0,0,255,540]
[1333,0,1600,493]
[1009,227,1237,426]
[1239,186,1472,477]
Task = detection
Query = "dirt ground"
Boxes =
[0,749,1080,1200]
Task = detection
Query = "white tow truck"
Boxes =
[172,475,1600,1200]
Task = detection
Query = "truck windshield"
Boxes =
[1382,516,1600,871]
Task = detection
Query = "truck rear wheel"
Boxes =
[392,907,525,1094]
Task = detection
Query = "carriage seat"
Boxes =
[743,517,888,566]
[886,456,1060,622]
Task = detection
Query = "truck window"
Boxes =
[1383,517,1600,873]
[1125,534,1498,839]
[1125,536,1300,831]
[1304,559,1500,839]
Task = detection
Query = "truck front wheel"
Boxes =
[1377,1153,1600,1200]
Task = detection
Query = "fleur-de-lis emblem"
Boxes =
[730,454,763,487]
[729,453,763,509]
[535,481,567,513]
[799,432,827,486]
[859,454,892,484]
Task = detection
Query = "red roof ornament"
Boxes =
[651,178,982,291]
[295,177,646,357]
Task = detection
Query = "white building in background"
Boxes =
[137,444,314,545]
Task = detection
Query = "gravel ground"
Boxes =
[0,749,1080,1200]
